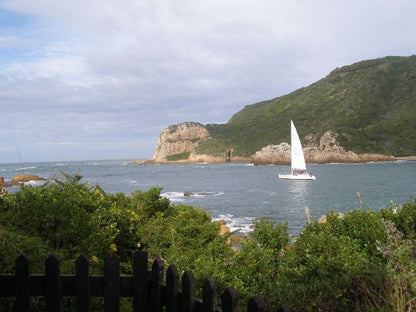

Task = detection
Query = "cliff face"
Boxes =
[152,122,210,162]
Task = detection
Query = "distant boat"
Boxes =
[278,120,316,180]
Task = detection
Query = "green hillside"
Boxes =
[195,55,416,157]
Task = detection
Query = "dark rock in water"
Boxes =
[184,192,193,196]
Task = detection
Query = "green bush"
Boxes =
[381,198,416,239]
[166,152,191,161]
[278,219,386,311]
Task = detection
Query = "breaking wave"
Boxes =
[212,214,255,234]
[161,191,224,202]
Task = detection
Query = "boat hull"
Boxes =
[278,174,316,180]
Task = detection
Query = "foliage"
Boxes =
[279,215,386,311]
[377,220,416,311]
[166,152,191,161]
[227,219,290,310]
[0,175,416,311]
[381,199,416,239]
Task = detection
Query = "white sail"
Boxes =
[278,120,316,180]
[290,120,307,171]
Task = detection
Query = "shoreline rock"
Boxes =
[250,131,396,165]
[1,174,46,188]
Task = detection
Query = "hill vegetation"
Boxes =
[196,56,416,157]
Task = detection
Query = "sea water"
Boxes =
[1,160,415,235]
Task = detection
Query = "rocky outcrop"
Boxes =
[1,174,46,187]
[218,219,231,235]
[11,174,46,183]
[151,122,211,162]
[251,131,395,164]
[251,143,291,164]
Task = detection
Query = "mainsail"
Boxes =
[290,120,307,171]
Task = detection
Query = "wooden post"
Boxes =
[247,296,265,312]
[202,278,216,312]
[15,253,30,312]
[221,287,239,312]
[150,258,164,312]
[133,250,149,312]
[181,270,196,312]
[104,252,120,312]
[166,264,179,312]
[45,253,61,312]
[76,254,90,312]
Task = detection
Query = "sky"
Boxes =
[1,0,415,163]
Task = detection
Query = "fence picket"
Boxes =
[104,252,120,312]
[221,287,239,312]
[182,270,196,312]
[76,254,90,312]
[15,254,30,312]
[150,258,164,312]
[202,278,216,312]
[133,250,149,312]
[247,296,265,312]
[45,253,61,312]
[166,264,179,312]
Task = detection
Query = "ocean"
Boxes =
[1,160,415,235]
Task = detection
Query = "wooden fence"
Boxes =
[0,250,284,312]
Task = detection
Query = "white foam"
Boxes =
[212,214,255,234]
[122,179,138,184]
[161,191,224,201]
[161,191,185,202]
[22,180,47,186]
[15,166,37,171]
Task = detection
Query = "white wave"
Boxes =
[161,191,185,202]
[22,180,47,186]
[192,191,224,198]
[15,166,37,171]
[161,191,224,201]
[122,178,138,184]
[212,214,255,234]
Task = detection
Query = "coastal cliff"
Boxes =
[150,122,211,162]
[149,124,394,164]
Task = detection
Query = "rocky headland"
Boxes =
[146,122,396,165]
[149,122,211,163]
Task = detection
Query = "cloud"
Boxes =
[1,0,416,162]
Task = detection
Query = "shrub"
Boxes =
[381,198,416,239]
[166,152,191,161]
[279,219,386,311]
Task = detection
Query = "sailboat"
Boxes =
[278,120,316,180]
